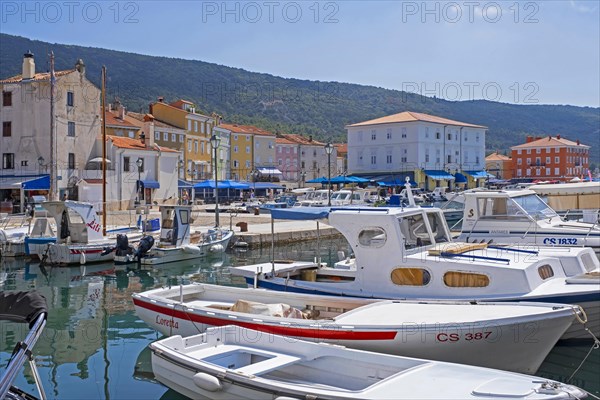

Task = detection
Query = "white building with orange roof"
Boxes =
[346,111,487,190]
[510,135,590,182]
[80,134,180,211]
[0,52,101,209]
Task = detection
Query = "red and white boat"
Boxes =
[133,283,583,374]
[39,201,143,265]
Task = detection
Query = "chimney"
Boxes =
[548,136,551,141]
[140,131,146,146]
[526,135,534,143]
[75,59,86,75]
[308,135,313,142]
[577,139,580,145]
[557,134,561,139]
[157,96,164,103]
[119,103,125,120]
[143,116,155,147]
[22,51,35,80]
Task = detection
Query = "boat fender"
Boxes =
[192,372,222,392]
[182,245,201,254]
[80,252,86,265]
[209,244,224,253]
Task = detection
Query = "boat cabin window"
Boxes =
[511,194,557,220]
[391,268,431,286]
[358,227,387,247]
[425,211,450,243]
[443,271,489,287]
[63,208,88,242]
[538,264,554,280]
[162,209,174,229]
[477,197,523,219]
[178,209,190,225]
[398,213,432,248]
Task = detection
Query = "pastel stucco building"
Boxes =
[346,111,487,190]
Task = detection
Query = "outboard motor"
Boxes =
[135,235,155,258]
[115,234,134,257]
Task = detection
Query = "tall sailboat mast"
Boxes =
[101,66,107,236]
[49,51,56,200]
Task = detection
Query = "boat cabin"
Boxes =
[42,201,105,244]
[158,205,193,247]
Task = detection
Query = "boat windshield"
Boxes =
[510,194,558,219]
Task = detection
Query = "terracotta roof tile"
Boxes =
[512,136,590,149]
[276,137,296,145]
[347,111,487,129]
[336,143,348,153]
[107,135,179,153]
[280,134,326,146]
[0,69,75,84]
[105,110,139,128]
[127,112,182,130]
[220,123,275,137]
[485,152,511,161]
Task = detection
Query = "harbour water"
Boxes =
[1,237,599,399]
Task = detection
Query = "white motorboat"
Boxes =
[0,201,54,257]
[455,189,600,252]
[114,205,233,265]
[37,201,143,265]
[133,283,582,374]
[230,204,600,340]
[293,189,330,207]
[149,325,588,400]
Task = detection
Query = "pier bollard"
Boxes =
[236,221,248,232]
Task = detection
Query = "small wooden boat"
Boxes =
[114,205,233,265]
[133,283,583,374]
[150,325,589,400]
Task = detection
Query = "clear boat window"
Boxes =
[443,271,489,287]
[426,212,450,243]
[391,268,431,286]
[358,227,387,247]
[179,209,189,225]
[398,213,432,248]
[538,264,554,280]
[511,194,558,219]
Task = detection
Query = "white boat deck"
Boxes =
[232,261,320,275]
[334,301,572,325]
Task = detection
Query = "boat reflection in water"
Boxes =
[0,238,598,399]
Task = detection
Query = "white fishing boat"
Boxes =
[37,200,143,265]
[0,199,54,257]
[133,283,582,374]
[114,205,233,265]
[455,189,600,252]
[149,325,588,400]
[230,203,600,340]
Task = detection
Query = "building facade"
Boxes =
[346,111,487,190]
[220,123,276,182]
[510,135,590,182]
[485,152,514,181]
[275,134,338,186]
[1,53,101,210]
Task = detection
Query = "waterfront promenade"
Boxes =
[1,205,341,249]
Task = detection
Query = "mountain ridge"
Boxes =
[1,33,598,166]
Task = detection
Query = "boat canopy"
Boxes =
[0,291,47,326]
[270,207,330,220]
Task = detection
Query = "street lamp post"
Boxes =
[210,134,221,227]
[301,170,306,188]
[135,158,143,206]
[324,142,333,206]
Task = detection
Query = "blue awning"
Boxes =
[306,176,328,184]
[194,180,250,189]
[454,173,468,183]
[271,207,330,220]
[464,170,489,179]
[251,182,284,189]
[139,179,160,189]
[424,170,455,180]
[178,179,193,189]
[22,175,50,190]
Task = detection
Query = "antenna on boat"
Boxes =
[405,177,416,207]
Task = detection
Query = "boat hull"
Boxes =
[133,295,575,374]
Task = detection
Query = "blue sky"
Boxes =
[2,0,599,106]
